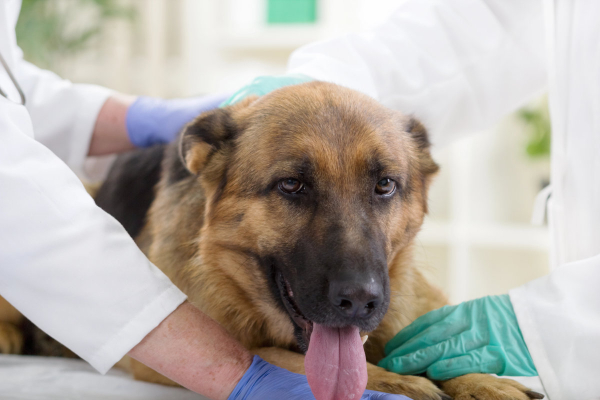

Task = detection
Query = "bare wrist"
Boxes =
[89,93,136,156]
[128,302,252,400]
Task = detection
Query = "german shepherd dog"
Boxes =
[0,82,542,400]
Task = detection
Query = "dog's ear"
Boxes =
[405,117,439,176]
[404,117,439,214]
[179,109,237,174]
[179,96,257,174]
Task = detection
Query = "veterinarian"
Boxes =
[225,1,600,399]
[0,1,407,399]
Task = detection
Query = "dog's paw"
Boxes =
[0,322,23,354]
[367,364,450,400]
[440,374,544,400]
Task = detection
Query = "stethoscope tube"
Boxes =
[0,51,26,106]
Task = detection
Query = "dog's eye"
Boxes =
[375,178,396,196]
[279,178,304,194]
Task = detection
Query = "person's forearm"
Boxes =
[88,94,136,156]
[127,301,253,400]
[287,0,546,144]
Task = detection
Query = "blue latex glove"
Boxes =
[229,356,412,400]
[126,93,230,147]
[220,74,313,107]
[378,295,537,380]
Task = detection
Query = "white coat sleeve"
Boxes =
[0,101,187,374]
[288,0,547,146]
[509,254,600,400]
[14,56,111,176]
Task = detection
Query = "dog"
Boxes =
[0,82,542,400]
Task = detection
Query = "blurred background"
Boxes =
[17,0,551,304]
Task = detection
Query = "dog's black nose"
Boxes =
[328,279,383,319]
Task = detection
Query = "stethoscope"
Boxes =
[0,51,26,106]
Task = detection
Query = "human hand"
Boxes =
[378,294,537,380]
[229,356,412,400]
[125,93,230,147]
[220,74,313,106]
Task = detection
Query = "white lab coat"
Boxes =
[288,1,599,399]
[0,0,186,374]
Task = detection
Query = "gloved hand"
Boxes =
[229,356,412,400]
[126,93,230,147]
[220,74,313,107]
[378,294,537,380]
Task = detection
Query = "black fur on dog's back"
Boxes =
[95,145,169,238]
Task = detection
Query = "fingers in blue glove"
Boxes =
[126,93,231,147]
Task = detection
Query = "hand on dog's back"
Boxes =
[228,356,412,400]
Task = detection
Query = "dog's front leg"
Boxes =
[253,347,448,400]
[252,346,306,373]
[0,296,23,355]
[0,322,23,354]
[439,374,544,400]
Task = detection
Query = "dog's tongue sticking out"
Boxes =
[305,324,368,400]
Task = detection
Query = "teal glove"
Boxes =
[378,294,537,380]
[221,74,313,106]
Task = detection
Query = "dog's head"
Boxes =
[178,82,438,351]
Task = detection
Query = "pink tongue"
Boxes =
[304,324,367,400]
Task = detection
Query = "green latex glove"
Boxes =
[220,74,313,106]
[378,294,537,380]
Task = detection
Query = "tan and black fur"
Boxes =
[0,82,542,400]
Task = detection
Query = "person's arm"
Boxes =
[0,101,187,373]
[509,253,600,399]
[128,302,252,400]
[15,58,230,163]
[287,0,547,146]
[130,303,412,400]
[378,254,600,399]
[14,60,113,174]
[88,93,136,156]
[89,93,235,156]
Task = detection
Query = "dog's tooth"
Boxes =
[361,335,368,345]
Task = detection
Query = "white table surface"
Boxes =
[0,354,547,400]
[0,355,207,400]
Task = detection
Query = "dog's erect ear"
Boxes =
[404,117,439,214]
[179,96,258,175]
[405,117,439,176]
[179,96,258,174]
[179,108,237,174]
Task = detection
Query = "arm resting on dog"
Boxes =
[128,302,253,400]
[0,108,254,398]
